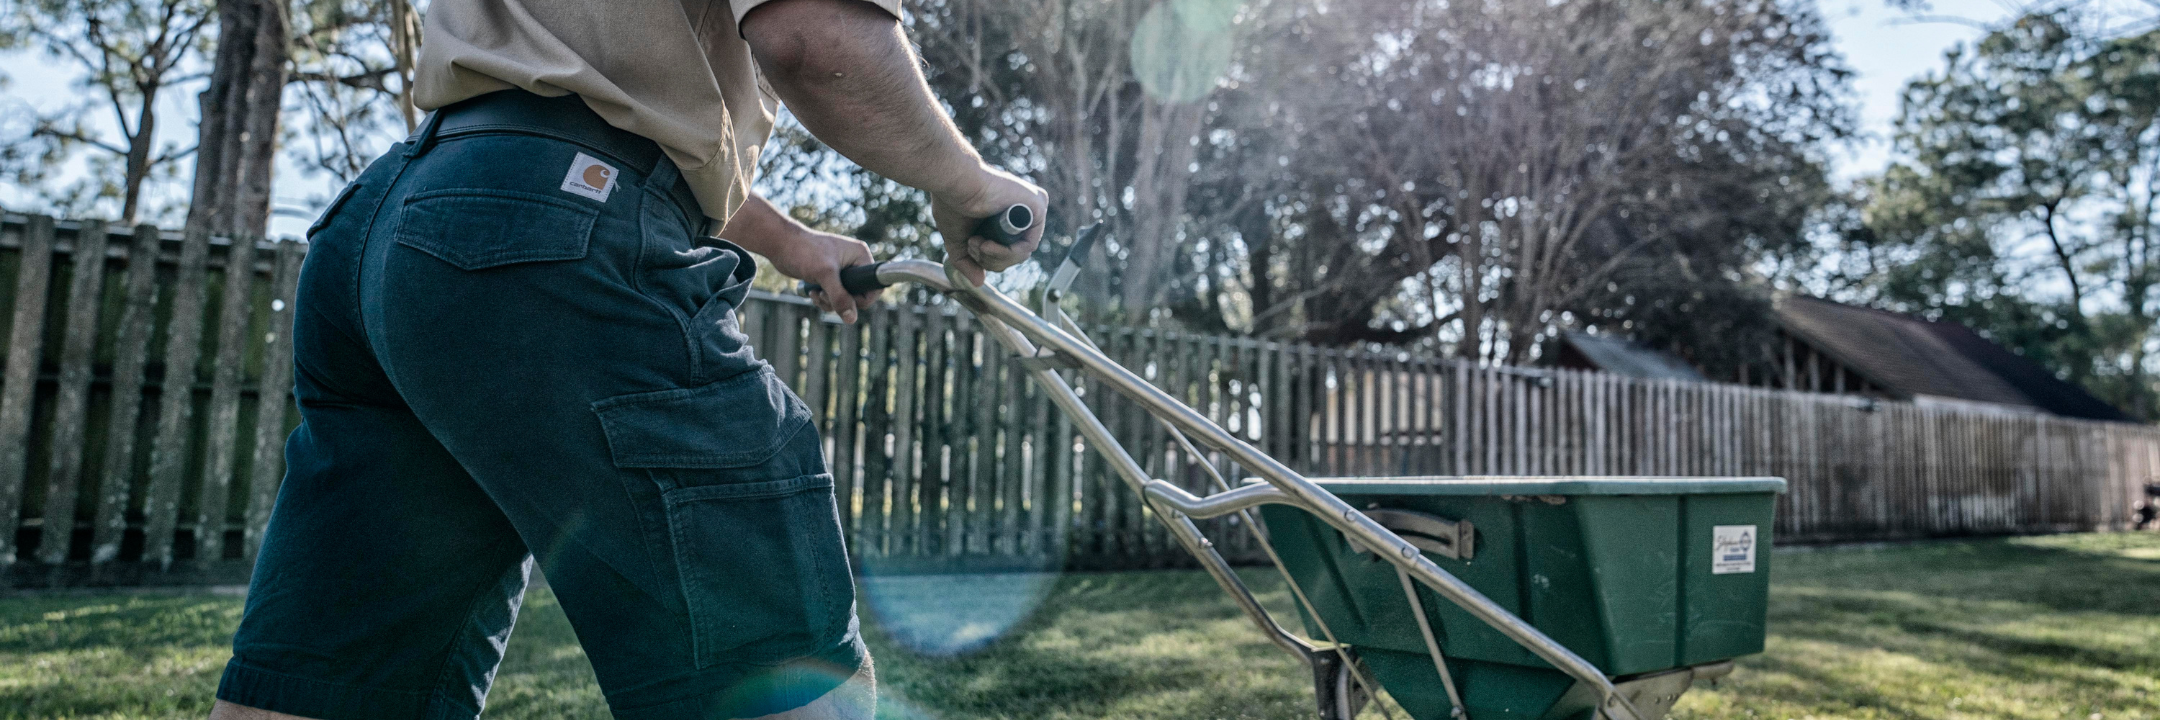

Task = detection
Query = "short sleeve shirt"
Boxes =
[413,0,903,229]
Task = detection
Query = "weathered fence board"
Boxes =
[242,241,304,560]
[35,220,108,565]
[0,216,55,566]
[2,213,2158,586]
[141,227,213,570]
[194,236,257,562]
[91,224,163,564]
[2,216,299,586]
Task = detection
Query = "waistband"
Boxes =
[420,90,705,226]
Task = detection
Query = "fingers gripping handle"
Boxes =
[802,205,1034,297]
[799,261,890,297]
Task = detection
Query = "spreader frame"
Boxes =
[841,257,1679,720]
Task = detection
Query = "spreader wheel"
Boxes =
[1310,646,1372,720]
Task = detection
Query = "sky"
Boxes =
[0,1,2031,237]
[1817,0,2016,180]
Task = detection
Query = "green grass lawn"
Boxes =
[2,533,2157,719]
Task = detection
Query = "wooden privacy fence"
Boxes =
[3,213,2157,586]
[1,215,304,587]
[740,293,2160,569]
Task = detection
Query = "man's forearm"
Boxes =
[717,192,800,255]
[744,0,986,200]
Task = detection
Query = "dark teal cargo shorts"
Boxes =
[217,91,865,720]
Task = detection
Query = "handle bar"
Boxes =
[801,205,1033,296]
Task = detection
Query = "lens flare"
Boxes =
[1130,0,1241,103]
[723,659,874,719]
[856,565,1061,657]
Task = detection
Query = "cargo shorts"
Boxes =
[218,92,865,720]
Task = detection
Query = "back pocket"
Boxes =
[592,366,852,667]
[395,189,596,270]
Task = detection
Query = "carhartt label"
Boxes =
[560,152,617,202]
[1712,525,1756,574]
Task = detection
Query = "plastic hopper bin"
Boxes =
[1259,477,1786,720]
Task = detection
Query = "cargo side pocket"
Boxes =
[593,366,851,668]
[662,475,852,667]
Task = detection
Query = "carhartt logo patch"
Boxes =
[560,152,616,202]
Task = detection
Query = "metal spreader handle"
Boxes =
[803,204,1036,296]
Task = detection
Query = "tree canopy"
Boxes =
[764,0,1854,373]
[1830,9,2160,418]
[0,0,2153,418]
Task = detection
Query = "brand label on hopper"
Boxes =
[1712,525,1756,574]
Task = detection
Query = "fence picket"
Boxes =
[857,308,892,557]
[142,228,214,568]
[0,216,56,566]
[972,323,1006,556]
[35,220,113,565]
[832,320,863,545]
[1048,362,1076,561]
[889,306,919,556]
[1026,355,1053,556]
[944,312,974,557]
[192,238,260,561]
[916,307,947,555]
[242,241,304,559]
[90,224,164,564]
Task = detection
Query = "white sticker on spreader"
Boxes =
[1712,525,1757,574]
[560,152,617,202]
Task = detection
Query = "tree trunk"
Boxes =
[390,0,419,131]
[121,89,157,224]
[1242,205,1276,335]
[1120,98,1204,315]
[187,0,289,240]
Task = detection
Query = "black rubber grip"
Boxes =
[972,204,1035,246]
[799,261,889,296]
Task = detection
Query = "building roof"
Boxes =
[1774,296,2132,422]
[1556,331,1707,381]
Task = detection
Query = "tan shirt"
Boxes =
[414,0,902,228]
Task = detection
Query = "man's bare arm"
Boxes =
[721,191,884,323]
[741,0,1046,285]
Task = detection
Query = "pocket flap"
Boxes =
[395,189,596,270]
[593,366,812,469]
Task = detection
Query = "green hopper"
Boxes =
[1259,477,1785,720]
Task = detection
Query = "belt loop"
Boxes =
[403,109,446,158]
[644,153,682,192]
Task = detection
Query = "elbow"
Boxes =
[745,18,816,79]
[743,0,898,83]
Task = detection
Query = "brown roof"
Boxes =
[1774,296,2132,422]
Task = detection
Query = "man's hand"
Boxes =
[766,226,883,324]
[932,164,1048,286]
[720,193,882,323]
